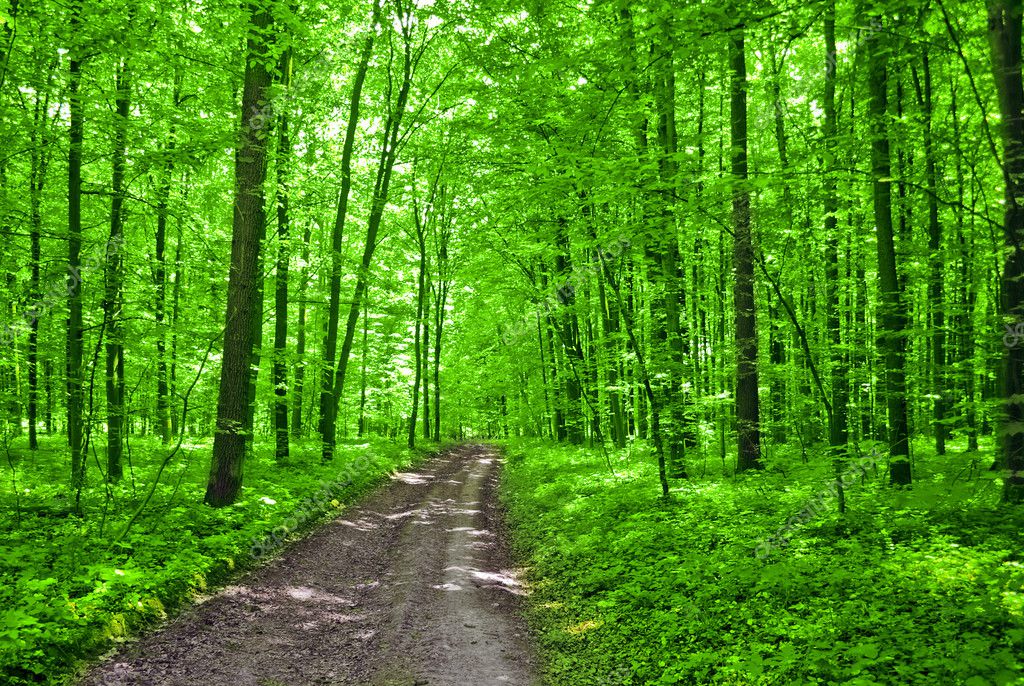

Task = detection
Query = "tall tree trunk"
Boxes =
[433,224,450,441]
[409,228,426,450]
[318,0,380,461]
[423,279,431,441]
[653,43,689,477]
[325,14,414,459]
[987,0,1024,501]
[104,57,129,482]
[27,84,49,451]
[867,15,911,485]
[67,0,86,497]
[358,294,368,438]
[730,27,762,472]
[170,217,183,437]
[154,75,179,445]
[291,223,312,437]
[912,49,948,456]
[205,0,275,507]
[950,81,980,452]
[273,44,293,464]
[824,1,848,512]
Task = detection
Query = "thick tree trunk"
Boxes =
[205,0,274,507]
[730,27,762,472]
[867,17,911,485]
[987,0,1024,502]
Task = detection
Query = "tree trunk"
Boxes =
[273,45,293,464]
[324,15,414,459]
[824,1,848,512]
[318,0,380,461]
[433,224,450,441]
[867,16,911,485]
[986,0,1024,501]
[67,0,86,497]
[291,223,312,438]
[27,84,49,451]
[205,0,275,507]
[409,228,426,450]
[730,27,762,472]
[912,49,948,456]
[104,57,129,482]
[358,294,369,438]
[154,75,179,445]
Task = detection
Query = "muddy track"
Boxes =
[77,444,540,686]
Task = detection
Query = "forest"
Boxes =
[1,0,1024,683]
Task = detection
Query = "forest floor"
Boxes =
[76,444,539,686]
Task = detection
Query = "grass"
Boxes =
[499,437,1024,685]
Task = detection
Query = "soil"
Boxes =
[77,444,541,686]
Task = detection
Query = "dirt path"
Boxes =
[78,444,540,686]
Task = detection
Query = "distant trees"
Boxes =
[0,0,1020,506]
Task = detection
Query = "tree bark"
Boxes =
[730,26,762,472]
[318,0,380,460]
[986,0,1024,501]
[205,0,275,507]
[67,0,86,497]
[103,57,129,482]
[867,15,911,485]
[273,44,293,464]
[324,10,414,459]
[291,223,312,438]
[824,1,848,512]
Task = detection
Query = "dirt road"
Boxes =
[78,444,540,686]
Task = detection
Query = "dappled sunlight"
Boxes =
[440,565,528,596]
[281,585,353,607]
[392,471,434,485]
[336,516,383,532]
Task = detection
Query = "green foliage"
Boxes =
[0,436,425,685]
[501,439,1024,685]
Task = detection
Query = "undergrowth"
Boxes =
[0,435,428,685]
[500,438,1024,685]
